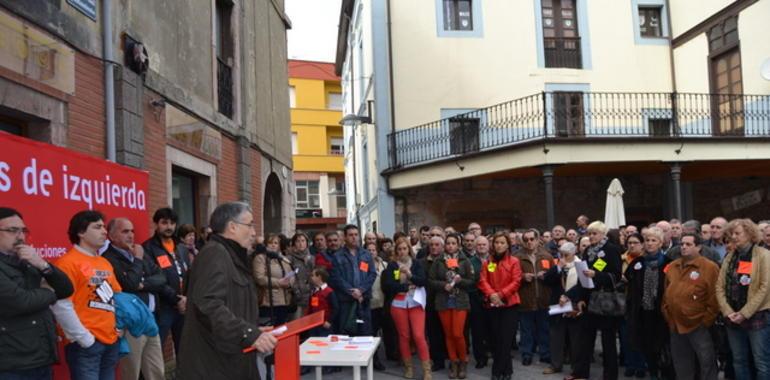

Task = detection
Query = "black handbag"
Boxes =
[587,273,626,316]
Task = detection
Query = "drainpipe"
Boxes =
[103,0,116,162]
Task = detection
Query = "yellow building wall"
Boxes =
[290,76,344,173]
[390,0,673,130]
[673,1,770,95]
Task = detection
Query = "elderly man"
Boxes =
[0,208,73,379]
[761,224,770,248]
[547,225,565,256]
[662,233,720,380]
[656,220,675,254]
[364,231,378,248]
[575,215,589,236]
[565,229,578,243]
[178,202,277,379]
[701,223,712,241]
[706,217,728,262]
[102,218,171,380]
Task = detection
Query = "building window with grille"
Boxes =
[295,180,320,209]
[542,0,582,69]
[708,16,743,136]
[215,0,234,118]
[330,137,344,155]
[638,7,662,37]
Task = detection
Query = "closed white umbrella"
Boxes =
[604,178,626,229]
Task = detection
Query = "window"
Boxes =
[0,115,25,136]
[649,119,672,136]
[443,0,473,31]
[330,137,344,155]
[215,0,234,118]
[708,16,743,136]
[295,180,320,209]
[553,92,585,137]
[327,92,342,111]
[289,86,296,108]
[449,116,480,154]
[542,0,581,69]
[291,133,298,155]
[172,168,198,226]
[334,180,346,216]
[638,7,662,37]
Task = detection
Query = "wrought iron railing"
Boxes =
[217,57,233,118]
[544,37,582,69]
[387,92,770,169]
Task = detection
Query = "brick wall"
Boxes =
[142,91,168,220]
[68,53,105,158]
[219,136,239,203]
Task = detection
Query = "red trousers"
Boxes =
[438,309,468,362]
[390,305,430,361]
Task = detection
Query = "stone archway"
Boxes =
[264,173,282,233]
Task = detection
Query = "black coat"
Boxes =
[102,244,177,308]
[624,253,672,352]
[0,253,73,371]
[142,235,191,310]
[566,240,623,307]
[177,235,262,379]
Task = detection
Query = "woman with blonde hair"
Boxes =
[716,219,770,380]
[382,238,431,379]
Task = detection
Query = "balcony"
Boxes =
[544,37,582,69]
[387,92,770,169]
[217,57,233,118]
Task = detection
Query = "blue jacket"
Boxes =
[114,292,159,355]
[329,246,377,303]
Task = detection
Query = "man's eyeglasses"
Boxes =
[0,227,30,236]
[233,221,256,229]
[522,237,537,242]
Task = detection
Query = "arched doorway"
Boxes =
[264,173,282,233]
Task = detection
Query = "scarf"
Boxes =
[726,244,753,312]
[562,257,580,291]
[586,237,608,262]
[641,251,664,311]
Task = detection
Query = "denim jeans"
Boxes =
[65,341,120,380]
[519,309,550,361]
[0,366,52,380]
[726,319,770,380]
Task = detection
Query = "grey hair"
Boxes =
[559,242,577,255]
[682,219,701,233]
[107,217,131,234]
[209,201,252,233]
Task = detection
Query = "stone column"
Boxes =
[670,163,682,220]
[542,165,555,228]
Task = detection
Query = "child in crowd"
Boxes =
[307,266,338,337]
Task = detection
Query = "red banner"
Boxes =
[0,132,150,260]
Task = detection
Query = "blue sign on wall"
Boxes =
[67,0,97,21]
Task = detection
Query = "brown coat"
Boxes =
[253,252,294,307]
[661,255,720,334]
[514,247,553,311]
[716,244,770,319]
[178,235,262,379]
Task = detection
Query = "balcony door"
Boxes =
[553,92,584,137]
[708,16,743,136]
[542,0,581,69]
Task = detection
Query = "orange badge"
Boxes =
[541,259,551,269]
[157,255,172,269]
[359,261,369,272]
[737,261,753,275]
[446,258,459,268]
[311,296,319,307]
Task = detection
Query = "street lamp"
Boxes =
[339,114,371,230]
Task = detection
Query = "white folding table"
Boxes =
[299,337,381,380]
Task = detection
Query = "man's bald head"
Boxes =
[108,218,135,250]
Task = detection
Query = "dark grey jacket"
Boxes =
[0,253,73,371]
[177,235,262,379]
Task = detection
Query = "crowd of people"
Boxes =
[2,203,770,380]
